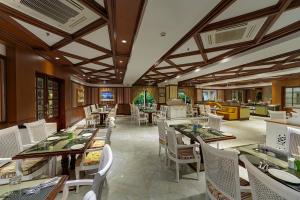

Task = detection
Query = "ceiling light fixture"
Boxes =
[121,40,127,43]
[119,60,123,63]
[164,80,168,83]
[176,75,180,79]
[195,68,200,72]
[83,74,86,77]
[221,57,231,63]
[55,57,60,60]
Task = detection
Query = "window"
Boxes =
[134,90,155,106]
[0,58,5,122]
[285,87,300,108]
[202,90,216,101]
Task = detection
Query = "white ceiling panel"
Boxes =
[157,68,179,73]
[81,69,91,73]
[82,63,107,70]
[211,0,279,23]
[171,54,203,65]
[59,42,105,59]
[267,7,300,34]
[243,64,274,71]
[124,0,222,85]
[12,18,63,46]
[181,66,193,70]
[64,56,83,64]
[95,0,105,7]
[82,26,111,50]
[172,39,199,55]
[207,49,231,59]
[100,57,114,65]
[157,61,171,68]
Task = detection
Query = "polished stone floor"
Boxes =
[58,115,266,200]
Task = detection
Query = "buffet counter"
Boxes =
[167,105,187,119]
[216,105,250,120]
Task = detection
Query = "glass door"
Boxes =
[36,74,61,126]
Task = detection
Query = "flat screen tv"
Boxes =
[100,91,114,101]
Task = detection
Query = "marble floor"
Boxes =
[58,115,267,200]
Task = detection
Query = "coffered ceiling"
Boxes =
[0,0,299,87]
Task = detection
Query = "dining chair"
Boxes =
[207,113,222,131]
[76,123,113,188]
[84,106,96,128]
[287,127,300,157]
[268,110,286,120]
[198,136,251,200]
[0,126,48,185]
[166,127,200,182]
[24,119,56,143]
[136,108,148,126]
[157,119,167,158]
[240,155,300,200]
[91,104,98,113]
[205,105,211,114]
[62,144,113,200]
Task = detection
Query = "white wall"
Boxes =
[0,43,5,56]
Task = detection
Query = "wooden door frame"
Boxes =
[35,72,65,129]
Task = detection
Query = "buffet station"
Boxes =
[166,99,187,119]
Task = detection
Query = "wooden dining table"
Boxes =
[235,144,300,192]
[92,111,109,126]
[140,109,157,123]
[0,176,68,200]
[13,128,98,175]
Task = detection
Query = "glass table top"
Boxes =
[170,124,235,142]
[13,128,97,159]
[236,144,300,192]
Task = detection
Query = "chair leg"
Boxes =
[176,162,180,183]
[165,148,168,165]
[197,161,200,181]
[75,168,80,193]
[168,157,171,167]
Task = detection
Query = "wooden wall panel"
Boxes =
[272,78,300,107]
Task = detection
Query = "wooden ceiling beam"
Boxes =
[79,0,109,20]
[76,38,112,55]
[134,0,236,85]
[167,50,201,59]
[75,54,111,66]
[193,34,208,62]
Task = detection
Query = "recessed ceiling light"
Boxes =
[221,57,231,63]
[119,60,123,63]
[120,71,123,74]
[87,77,90,79]
[121,40,127,43]
[176,75,180,79]
[164,80,168,83]
[55,57,60,60]
[83,74,86,77]
[195,68,200,72]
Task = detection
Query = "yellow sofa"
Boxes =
[216,106,238,120]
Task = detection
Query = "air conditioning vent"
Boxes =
[200,18,266,49]
[20,0,79,24]
[0,0,100,33]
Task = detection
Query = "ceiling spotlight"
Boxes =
[55,57,60,60]
[164,80,168,83]
[176,75,180,79]
[221,57,231,63]
[121,40,127,43]
[120,71,123,74]
[195,68,200,72]
[83,74,86,77]
[87,77,90,79]
[119,60,123,63]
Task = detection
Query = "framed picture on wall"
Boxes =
[100,91,114,101]
[76,88,85,105]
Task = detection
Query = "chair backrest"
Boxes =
[287,127,300,156]
[105,125,113,145]
[199,104,205,115]
[157,119,166,142]
[198,136,241,200]
[205,105,211,113]
[24,119,48,142]
[240,155,300,200]
[92,144,113,200]
[152,103,157,110]
[166,127,177,156]
[0,126,23,166]
[208,114,222,131]
[269,110,286,120]
[84,106,92,118]
[91,104,97,112]
[83,191,97,200]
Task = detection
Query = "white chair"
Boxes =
[75,124,113,189]
[90,104,98,113]
[198,137,250,200]
[24,119,56,143]
[166,127,200,182]
[268,110,286,120]
[0,126,48,184]
[136,108,148,126]
[207,113,222,131]
[84,106,96,128]
[157,119,167,157]
[62,145,113,200]
[199,104,206,115]
[287,127,300,157]
[205,105,211,114]
[240,155,300,200]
